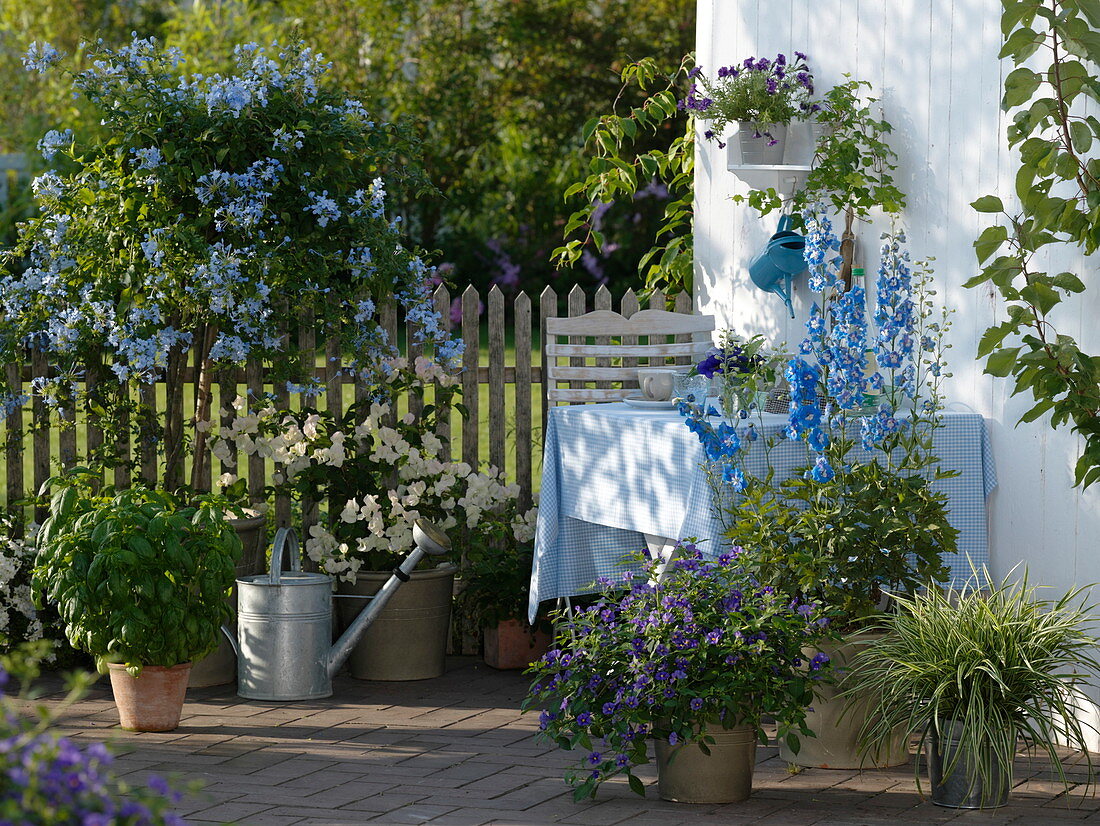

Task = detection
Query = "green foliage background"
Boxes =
[0,0,695,298]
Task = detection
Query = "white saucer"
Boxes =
[622,395,676,410]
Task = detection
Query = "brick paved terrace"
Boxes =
[33,657,1100,825]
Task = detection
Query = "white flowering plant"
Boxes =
[209,358,537,576]
[0,516,49,657]
[1,35,461,492]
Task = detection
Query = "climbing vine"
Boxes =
[969,0,1100,486]
[553,55,695,297]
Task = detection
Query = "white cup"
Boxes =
[636,367,679,401]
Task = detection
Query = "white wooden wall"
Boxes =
[696,0,1100,734]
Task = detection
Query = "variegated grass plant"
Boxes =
[847,568,1100,803]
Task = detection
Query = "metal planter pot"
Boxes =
[336,564,457,681]
[779,634,909,769]
[929,721,1013,809]
[737,121,787,165]
[655,724,756,803]
[189,511,267,688]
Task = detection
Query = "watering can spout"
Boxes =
[326,519,451,679]
[775,275,796,319]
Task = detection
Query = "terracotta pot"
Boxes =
[483,619,551,670]
[189,510,267,688]
[779,633,909,769]
[655,724,756,803]
[107,662,192,732]
[336,564,456,681]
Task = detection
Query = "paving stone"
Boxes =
[185,800,278,822]
[367,803,462,823]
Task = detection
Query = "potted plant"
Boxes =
[524,541,832,803]
[849,570,1100,809]
[208,359,537,681]
[32,472,240,731]
[679,227,957,768]
[682,52,815,164]
[455,511,547,670]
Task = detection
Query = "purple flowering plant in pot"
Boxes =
[1,36,461,494]
[681,52,815,152]
[522,542,833,802]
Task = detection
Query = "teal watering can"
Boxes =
[748,214,807,318]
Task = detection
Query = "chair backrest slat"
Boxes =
[544,309,715,405]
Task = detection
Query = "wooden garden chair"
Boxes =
[543,308,716,405]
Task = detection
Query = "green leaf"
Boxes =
[785,732,801,755]
[985,348,1021,377]
[627,773,645,796]
[977,322,1016,358]
[1000,26,1043,61]
[971,195,1005,213]
[1052,271,1086,293]
[1020,399,1055,423]
[1080,0,1100,27]
[1003,67,1042,108]
[1070,120,1094,154]
[974,225,1009,263]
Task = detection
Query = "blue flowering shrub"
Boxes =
[523,543,832,800]
[1,35,461,490]
[681,210,956,629]
[0,644,189,824]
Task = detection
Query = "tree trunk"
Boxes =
[189,325,219,493]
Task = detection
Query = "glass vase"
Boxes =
[713,373,753,419]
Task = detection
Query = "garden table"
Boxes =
[528,403,996,622]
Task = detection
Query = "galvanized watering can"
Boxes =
[223,519,451,701]
[748,213,807,318]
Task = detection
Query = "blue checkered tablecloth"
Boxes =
[528,404,997,622]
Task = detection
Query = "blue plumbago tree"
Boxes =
[1,36,461,491]
[679,204,956,629]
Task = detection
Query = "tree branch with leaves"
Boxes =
[552,55,696,297]
[968,0,1100,486]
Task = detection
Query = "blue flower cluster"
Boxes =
[22,41,61,73]
[196,157,284,231]
[874,231,918,399]
[37,129,72,163]
[0,669,184,824]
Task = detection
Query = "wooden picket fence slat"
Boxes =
[0,287,698,522]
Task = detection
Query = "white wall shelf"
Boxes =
[724,120,818,197]
[725,163,811,197]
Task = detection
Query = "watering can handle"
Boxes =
[777,213,794,233]
[269,526,301,585]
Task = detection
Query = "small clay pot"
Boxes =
[483,619,552,670]
[107,662,192,732]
